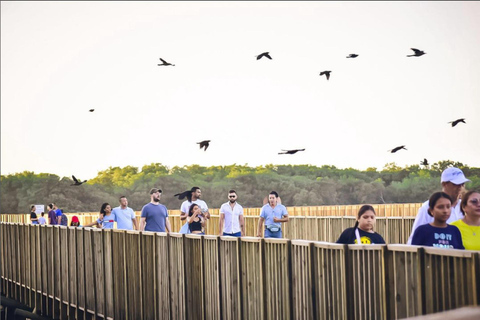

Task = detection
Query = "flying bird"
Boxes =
[89,109,94,112]
[407,48,426,57]
[420,158,429,166]
[158,58,175,66]
[256,52,272,60]
[389,145,407,153]
[448,118,466,127]
[71,175,87,186]
[197,140,210,151]
[346,54,359,58]
[319,71,332,80]
[278,149,305,155]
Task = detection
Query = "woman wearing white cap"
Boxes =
[407,167,470,244]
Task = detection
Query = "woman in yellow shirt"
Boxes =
[451,190,480,251]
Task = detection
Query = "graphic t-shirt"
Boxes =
[336,227,386,245]
[411,224,464,249]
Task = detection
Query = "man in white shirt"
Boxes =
[219,190,245,237]
[407,167,470,244]
[179,187,210,221]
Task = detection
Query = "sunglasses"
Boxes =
[229,195,236,198]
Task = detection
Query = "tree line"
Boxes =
[1,160,479,214]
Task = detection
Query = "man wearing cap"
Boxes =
[140,188,171,233]
[407,167,470,244]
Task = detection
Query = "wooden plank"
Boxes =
[125,231,142,319]
[141,232,157,320]
[291,240,314,319]
[203,235,220,320]
[240,237,263,320]
[155,232,171,320]
[103,229,114,319]
[169,233,186,320]
[112,229,127,319]
[92,229,104,318]
[184,234,205,320]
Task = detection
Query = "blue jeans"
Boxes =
[264,229,282,238]
[223,231,242,237]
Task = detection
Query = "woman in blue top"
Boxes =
[336,205,385,244]
[411,192,464,249]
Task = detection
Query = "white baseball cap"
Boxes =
[441,167,470,185]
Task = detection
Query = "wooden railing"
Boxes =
[1,223,478,319]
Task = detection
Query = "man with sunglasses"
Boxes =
[407,167,471,244]
[219,190,245,237]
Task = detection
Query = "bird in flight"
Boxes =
[71,175,87,186]
[319,71,332,80]
[158,58,175,66]
[420,158,429,166]
[256,52,272,60]
[278,149,305,155]
[448,118,466,127]
[197,140,211,151]
[389,145,407,153]
[346,54,359,58]
[407,48,426,57]
[89,109,94,112]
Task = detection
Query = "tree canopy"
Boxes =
[1,161,479,213]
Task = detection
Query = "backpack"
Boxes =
[60,213,68,226]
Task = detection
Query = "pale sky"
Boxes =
[2,1,479,180]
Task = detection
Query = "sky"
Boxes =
[2,1,479,180]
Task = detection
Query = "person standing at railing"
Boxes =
[407,167,470,244]
[257,191,289,238]
[38,212,46,225]
[176,187,210,234]
[140,188,171,233]
[30,205,39,225]
[336,205,386,244]
[219,190,245,237]
[84,203,115,229]
[411,192,464,249]
[112,196,138,230]
[70,216,82,227]
[451,190,480,250]
[187,204,205,235]
[47,203,58,225]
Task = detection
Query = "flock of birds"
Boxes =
[76,48,468,186]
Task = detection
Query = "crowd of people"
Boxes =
[28,167,479,251]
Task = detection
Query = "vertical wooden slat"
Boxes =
[169,233,186,320]
[125,231,143,319]
[155,232,171,320]
[112,229,127,319]
[240,237,264,320]
[203,235,221,320]
[219,236,242,320]
[141,232,157,320]
[184,234,205,320]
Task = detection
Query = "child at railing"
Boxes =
[411,192,464,249]
[70,216,82,227]
[336,205,385,244]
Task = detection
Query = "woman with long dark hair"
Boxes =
[187,203,205,235]
[336,205,385,244]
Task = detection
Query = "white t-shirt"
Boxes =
[407,199,463,245]
[180,199,209,217]
[219,202,244,234]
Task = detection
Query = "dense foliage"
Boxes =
[1,161,479,214]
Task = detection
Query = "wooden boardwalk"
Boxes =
[1,223,479,319]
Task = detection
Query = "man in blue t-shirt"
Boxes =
[112,196,138,230]
[257,191,289,238]
[140,188,171,233]
[53,203,63,224]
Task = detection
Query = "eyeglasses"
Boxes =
[229,195,236,198]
